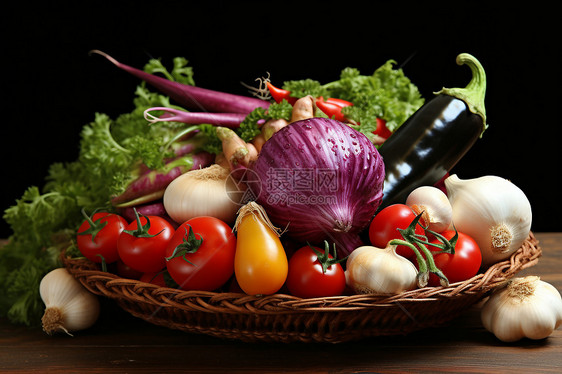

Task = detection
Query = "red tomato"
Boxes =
[165,216,236,291]
[428,230,482,286]
[117,215,174,273]
[140,272,167,287]
[368,204,425,260]
[115,259,143,279]
[76,212,127,264]
[285,244,346,298]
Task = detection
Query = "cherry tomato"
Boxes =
[116,259,143,279]
[76,211,127,264]
[286,243,346,298]
[368,204,425,260]
[140,272,167,287]
[165,216,236,291]
[427,230,482,286]
[117,214,174,273]
[234,203,288,295]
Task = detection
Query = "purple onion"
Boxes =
[248,118,385,256]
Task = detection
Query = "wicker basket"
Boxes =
[62,232,541,343]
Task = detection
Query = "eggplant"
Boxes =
[378,53,488,209]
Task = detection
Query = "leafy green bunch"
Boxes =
[0,57,196,326]
[282,60,425,141]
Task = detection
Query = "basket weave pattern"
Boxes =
[62,232,541,343]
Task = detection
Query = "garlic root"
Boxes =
[42,307,72,336]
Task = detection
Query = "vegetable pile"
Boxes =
[2,51,559,343]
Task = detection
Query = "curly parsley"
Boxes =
[281,60,424,141]
[234,100,293,143]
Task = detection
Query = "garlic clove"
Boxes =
[405,186,453,233]
[59,292,101,332]
[482,303,522,343]
[521,282,562,340]
[444,174,532,267]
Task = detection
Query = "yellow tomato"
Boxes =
[234,202,288,296]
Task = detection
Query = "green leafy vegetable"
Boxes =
[198,124,224,154]
[0,56,198,326]
[266,100,293,120]
[283,60,424,142]
[237,108,267,142]
[143,56,195,86]
[236,100,293,143]
[283,79,327,98]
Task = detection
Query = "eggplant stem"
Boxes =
[434,53,487,134]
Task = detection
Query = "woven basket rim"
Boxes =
[62,232,541,314]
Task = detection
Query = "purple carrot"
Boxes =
[144,107,246,129]
[112,151,214,207]
[90,50,270,114]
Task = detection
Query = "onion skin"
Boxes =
[248,118,385,256]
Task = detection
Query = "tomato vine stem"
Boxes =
[389,212,452,287]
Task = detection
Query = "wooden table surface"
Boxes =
[1,232,561,373]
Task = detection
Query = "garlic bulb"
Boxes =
[444,174,532,267]
[163,164,247,225]
[40,268,100,335]
[406,186,453,232]
[481,276,562,342]
[345,245,418,295]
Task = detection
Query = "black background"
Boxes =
[2,1,560,238]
